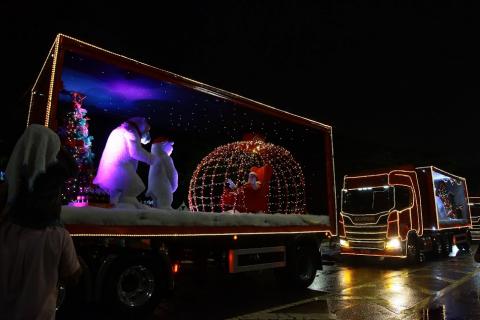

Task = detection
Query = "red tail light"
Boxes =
[172,263,180,274]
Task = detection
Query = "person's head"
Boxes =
[151,136,174,156]
[127,117,151,144]
[6,124,61,202]
[5,125,78,227]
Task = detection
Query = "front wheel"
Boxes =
[431,237,443,259]
[457,231,472,253]
[441,235,452,257]
[406,234,423,264]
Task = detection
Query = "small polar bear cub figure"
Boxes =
[146,137,178,209]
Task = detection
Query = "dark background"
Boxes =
[1,0,479,195]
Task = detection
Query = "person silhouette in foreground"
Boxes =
[0,124,81,320]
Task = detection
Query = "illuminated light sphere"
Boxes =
[188,139,305,214]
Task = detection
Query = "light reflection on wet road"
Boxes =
[231,247,480,320]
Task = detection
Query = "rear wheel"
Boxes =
[275,243,319,289]
[102,255,171,318]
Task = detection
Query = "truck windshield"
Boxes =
[342,187,394,215]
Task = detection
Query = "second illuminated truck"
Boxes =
[338,166,472,262]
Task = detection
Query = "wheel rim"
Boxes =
[117,265,155,307]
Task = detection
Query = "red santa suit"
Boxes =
[222,164,272,213]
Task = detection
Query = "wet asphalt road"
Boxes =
[58,244,480,320]
[226,247,480,320]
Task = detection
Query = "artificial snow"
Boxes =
[61,205,330,227]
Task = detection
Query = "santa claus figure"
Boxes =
[223,163,273,213]
[93,117,154,207]
[146,137,178,209]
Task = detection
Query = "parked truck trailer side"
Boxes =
[28,34,337,317]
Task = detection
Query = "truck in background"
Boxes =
[468,197,480,241]
[338,166,472,263]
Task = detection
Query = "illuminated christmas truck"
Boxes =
[468,197,480,241]
[338,166,472,262]
[28,34,337,316]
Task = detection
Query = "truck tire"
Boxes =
[406,233,422,264]
[457,231,472,253]
[276,244,318,289]
[441,235,451,257]
[431,236,443,259]
[102,255,170,318]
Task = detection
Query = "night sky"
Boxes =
[1,1,479,195]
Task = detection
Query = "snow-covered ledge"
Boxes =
[61,205,331,228]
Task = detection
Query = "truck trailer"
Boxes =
[27,34,337,317]
[338,166,472,263]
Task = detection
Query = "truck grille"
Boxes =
[348,240,385,250]
[343,214,388,250]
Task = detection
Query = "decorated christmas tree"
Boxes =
[58,92,95,205]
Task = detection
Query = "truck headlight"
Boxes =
[386,238,401,250]
[339,239,349,248]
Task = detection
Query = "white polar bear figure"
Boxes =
[93,117,154,207]
[146,137,178,209]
